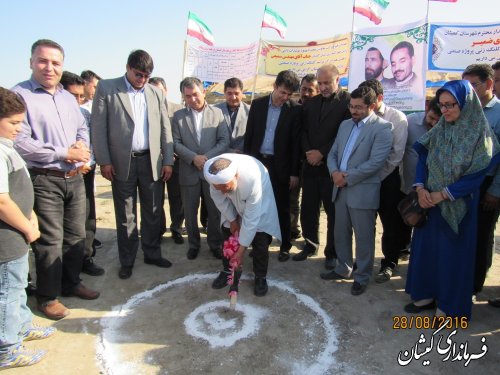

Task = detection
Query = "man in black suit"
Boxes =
[293,65,351,269]
[244,70,301,261]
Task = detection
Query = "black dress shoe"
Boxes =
[187,248,199,260]
[118,266,133,279]
[404,301,436,313]
[93,239,103,249]
[254,277,268,296]
[290,231,301,240]
[82,257,105,276]
[324,257,336,270]
[488,297,500,307]
[210,248,223,259]
[278,251,290,262]
[144,257,172,268]
[212,271,230,289]
[351,281,367,296]
[172,231,184,244]
[320,270,348,280]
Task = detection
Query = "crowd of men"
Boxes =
[1,37,499,369]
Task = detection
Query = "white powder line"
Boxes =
[97,273,338,375]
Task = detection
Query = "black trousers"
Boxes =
[289,172,301,236]
[30,172,85,303]
[258,156,291,252]
[378,168,412,268]
[221,227,271,278]
[83,166,96,258]
[161,158,184,234]
[300,162,336,259]
[474,176,500,294]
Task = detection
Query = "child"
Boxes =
[0,87,55,369]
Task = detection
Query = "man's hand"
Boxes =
[78,164,92,175]
[289,176,299,190]
[430,191,445,205]
[230,219,240,235]
[100,164,115,181]
[24,224,40,244]
[481,192,500,211]
[161,166,173,182]
[332,171,347,188]
[66,147,90,163]
[231,245,246,267]
[305,150,323,166]
[193,155,208,171]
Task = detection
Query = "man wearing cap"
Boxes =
[203,153,281,296]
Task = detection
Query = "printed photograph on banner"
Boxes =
[349,21,428,112]
[429,22,500,71]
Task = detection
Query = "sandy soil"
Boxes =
[13,172,500,375]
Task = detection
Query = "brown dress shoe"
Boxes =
[63,283,100,300]
[37,299,70,320]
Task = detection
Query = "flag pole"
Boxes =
[350,0,356,35]
[425,0,431,24]
[250,5,266,103]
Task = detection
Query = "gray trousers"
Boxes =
[111,154,163,267]
[334,188,377,285]
[181,180,222,251]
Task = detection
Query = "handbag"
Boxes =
[397,191,428,228]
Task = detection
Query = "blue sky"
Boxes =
[0,0,498,102]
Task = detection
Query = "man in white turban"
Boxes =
[203,153,281,296]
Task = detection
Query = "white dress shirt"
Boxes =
[124,77,149,151]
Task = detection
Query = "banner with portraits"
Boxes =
[429,22,500,71]
[348,21,428,112]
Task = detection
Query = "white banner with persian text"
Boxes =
[183,42,259,82]
[429,22,500,71]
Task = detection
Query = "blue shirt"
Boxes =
[484,96,500,195]
[259,95,282,155]
[12,78,89,172]
[339,113,371,171]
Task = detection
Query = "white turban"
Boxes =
[203,157,238,185]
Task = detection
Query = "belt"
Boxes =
[29,167,79,178]
[131,149,150,157]
[259,153,274,159]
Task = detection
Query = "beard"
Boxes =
[365,66,383,80]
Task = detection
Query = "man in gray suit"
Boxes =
[214,77,250,153]
[321,86,392,296]
[91,50,174,279]
[172,77,230,260]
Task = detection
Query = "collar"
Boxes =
[269,93,285,109]
[395,72,415,87]
[484,95,499,109]
[226,103,240,113]
[28,77,63,94]
[376,102,386,116]
[123,75,145,94]
[187,103,207,114]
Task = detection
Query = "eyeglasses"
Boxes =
[438,102,458,110]
[132,68,151,80]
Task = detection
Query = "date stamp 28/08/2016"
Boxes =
[393,315,468,330]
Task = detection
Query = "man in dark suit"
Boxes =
[91,50,174,280]
[244,70,301,261]
[293,65,351,269]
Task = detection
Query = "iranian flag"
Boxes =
[262,5,287,39]
[187,11,215,46]
[353,0,390,25]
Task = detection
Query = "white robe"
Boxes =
[206,153,281,247]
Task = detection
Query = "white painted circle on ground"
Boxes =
[184,300,267,348]
[97,273,338,375]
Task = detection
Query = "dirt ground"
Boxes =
[12,172,500,375]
